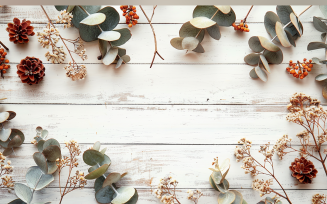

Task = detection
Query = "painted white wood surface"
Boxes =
[0,5,326,204]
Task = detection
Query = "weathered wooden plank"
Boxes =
[0,104,320,144]
[1,188,323,204]
[0,5,317,24]
[3,144,327,191]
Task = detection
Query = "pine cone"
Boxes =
[289,157,318,184]
[17,57,45,85]
[6,18,35,44]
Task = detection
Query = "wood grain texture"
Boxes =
[0,5,326,204]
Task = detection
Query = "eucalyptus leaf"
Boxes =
[206,24,221,40]
[43,139,60,150]
[307,42,327,51]
[79,24,101,42]
[242,200,248,204]
[37,140,45,152]
[190,17,216,29]
[125,190,138,204]
[95,185,116,204]
[217,191,236,204]
[47,161,58,174]
[313,16,327,33]
[214,5,231,14]
[100,147,107,154]
[212,9,236,27]
[111,28,132,47]
[7,135,22,148]
[72,6,101,28]
[99,39,107,59]
[66,5,75,13]
[263,50,283,64]
[112,186,136,204]
[7,111,16,120]
[290,13,302,36]
[102,172,122,187]
[192,43,205,53]
[322,33,327,41]
[193,6,218,20]
[83,149,105,166]
[33,152,48,174]
[26,166,54,190]
[323,84,327,100]
[211,171,223,185]
[3,148,13,156]
[42,145,61,162]
[80,13,106,26]
[316,74,327,81]
[260,55,270,73]
[320,5,327,18]
[182,37,199,50]
[98,31,121,42]
[179,21,205,43]
[276,21,292,47]
[103,47,119,66]
[98,6,120,31]
[116,58,124,69]
[255,66,268,82]
[14,183,33,203]
[55,5,68,11]
[170,37,184,50]
[209,176,219,191]
[244,53,260,65]
[249,68,259,79]
[0,128,11,142]
[121,55,131,63]
[85,164,109,180]
[216,179,230,193]
[285,30,296,47]
[0,112,10,123]
[230,190,243,204]
[0,129,24,148]
[8,199,27,204]
[249,36,280,53]
[312,57,322,64]
[276,5,294,25]
[95,176,106,192]
[41,130,48,139]
[264,11,281,42]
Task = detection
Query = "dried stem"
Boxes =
[0,41,9,51]
[243,5,253,24]
[139,5,164,68]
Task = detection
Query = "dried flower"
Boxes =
[187,189,203,204]
[252,179,273,197]
[154,176,180,204]
[17,57,46,85]
[6,18,35,44]
[286,59,312,79]
[45,46,66,64]
[290,157,318,184]
[312,194,326,204]
[64,62,87,81]
[120,5,139,27]
[0,152,14,188]
[56,10,73,28]
[273,135,292,160]
[37,23,60,49]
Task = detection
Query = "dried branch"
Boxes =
[139,5,164,68]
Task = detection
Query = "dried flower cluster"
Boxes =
[6,18,35,44]
[286,59,313,79]
[0,48,10,78]
[0,152,14,188]
[252,179,273,197]
[154,176,180,204]
[56,10,73,28]
[57,140,86,204]
[39,6,88,81]
[312,194,327,204]
[120,5,139,27]
[187,189,203,204]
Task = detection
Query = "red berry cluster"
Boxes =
[232,20,249,32]
[286,58,313,79]
[0,48,10,76]
[120,5,139,28]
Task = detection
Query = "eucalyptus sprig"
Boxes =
[83,141,138,204]
[55,5,131,68]
[245,5,312,82]
[171,6,236,53]
[306,6,327,99]
[0,110,24,156]
[209,157,248,204]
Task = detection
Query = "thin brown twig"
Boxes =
[139,5,164,68]
[243,5,253,24]
[0,41,9,51]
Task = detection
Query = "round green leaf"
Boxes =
[322,33,327,41]
[66,5,75,13]
[89,154,111,172]
[125,190,138,204]
[276,22,292,47]
[193,5,218,20]
[249,68,259,79]
[307,42,327,51]
[42,145,61,162]
[242,200,248,204]
[276,5,294,25]
[316,74,327,81]
[263,49,283,64]
[0,128,11,142]
[206,24,221,40]
[36,126,43,134]
[103,47,119,66]
[83,149,105,166]
[170,37,184,50]
[8,198,26,204]
[230,190,243,204]
[320,5,327,18]
[55,5,68,11]
[98,6,120,31]
[85,164,109,179]
[103,172,122,187]
[43,139,60,150]
[121,55,131,63]
[116,58,124,68]
[96,185,116,204]
[41,129,48,139]
[111,28,132,47]
[260,55,270,73]
[6,111,16,121]
[214,5,231,14]
[217,179,230,193]
[211,171,223,184]
[112,187,136,204]
[179,21,205,43]
[80,13,106,26]
[0,129,24,148]
[99,39,108,59]
[190,17,216,29]
[14,183,33,203]
[3,148,13,156]
[37,140,45,152]
[26,166,54,190]
[290,13,302,36]
[72,6,101,28]
[192,43,205,53]
[95,176,106,192]
[255,66,268,82]
[182,37,199,50]
[254,36,280,52]
[212,8,236,27]
[100,147,107,154]
[244,53,260,65]
[33,152,48,174]
[264,11,281,42]
[0,112,10,123]
[118,48,126,57]
[47,161,58,174]
[248,36,264,53]
[98,31,121,41]
[93,141,101,151]
[79,24,101,42]
[209,176,219,191]
[7,135,22,148]
[218,191,236,204]
[285,30,296,47]
[313,16,327,33]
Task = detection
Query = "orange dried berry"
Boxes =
[128,24,132,28]
[303,58,307,61]
[4,65,9,69]
[309,64,313,68]
[245,24,248,28]
[300,75,304,79]
[309,59,312,63]
[132,6,136,10]
[290,70,295,74]
[4,59,9,63]
[2,70,6,74]
[120,5,124,10]
[304,72,308,76]
[307,68,311,72]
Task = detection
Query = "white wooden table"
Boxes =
[1,5,327,204]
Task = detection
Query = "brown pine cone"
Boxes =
[289,157,318,184]
[17,57,45,85]
[6,18,35,44]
